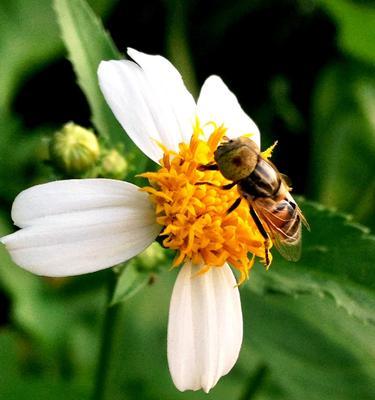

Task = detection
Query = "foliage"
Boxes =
[319,0,375,65]
[54,0,122,143]
[0,0,374,399]
[0,0,115,112]
[251,200,375,324]
[310,62,375,229]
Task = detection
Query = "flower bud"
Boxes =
[49,122,100,176]
[100,149,128,180]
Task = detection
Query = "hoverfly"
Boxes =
[199,137,309,267]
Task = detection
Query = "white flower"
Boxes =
[0,48,262,392]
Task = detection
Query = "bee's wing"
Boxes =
[268,216,302,262]
[252,195,304,262]
[285,191,310,231]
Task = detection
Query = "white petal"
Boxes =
[197,75,260,147]
[9,179,148,227]
[98,49,196,164]
[98,60,163,163]
[168,262,243,393]
[127,48,196,145]
[1,179,161,276]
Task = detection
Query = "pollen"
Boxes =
[141,121,269,283]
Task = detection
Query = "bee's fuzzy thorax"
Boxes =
[214,138,259,181]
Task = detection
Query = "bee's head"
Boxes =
[214,137,259,181]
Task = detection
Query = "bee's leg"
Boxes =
[195,181,216,187]
[222,182,237,190]
[195,181,237,190]
[227,197,242,214]
[264,240,271,269]
[198,163,219,171]
[249,206,271,269]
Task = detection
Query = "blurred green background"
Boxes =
[0,0,374,399]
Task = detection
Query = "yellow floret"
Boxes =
[141,121,270,283]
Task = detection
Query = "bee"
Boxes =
[199,137,309,267]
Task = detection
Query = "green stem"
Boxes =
[92,271,119,400]
[165,0,198,97]
[239,364,268,400]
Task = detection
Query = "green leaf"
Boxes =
[0,0,62,111]
[310,62,375,228]
[249,200,375,325]
[110,263,150,306]
[241,290,375,400]
[0,111,43,201]
[0,331,88,400]
[111,242,170,306]
[319,0,375,64]
[0,0,116,111]
[54,0,131,147]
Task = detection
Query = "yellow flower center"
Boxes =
[141,121,270,282]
